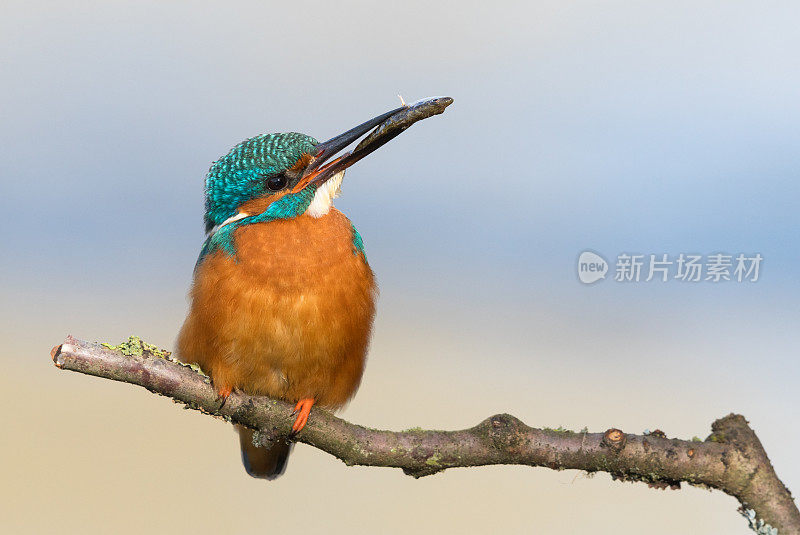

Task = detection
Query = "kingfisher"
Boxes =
[177,97,453,479]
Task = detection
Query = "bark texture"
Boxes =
[52,336,799,534]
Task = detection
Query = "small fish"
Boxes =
[354,96,454,154]
[300,96,454,188]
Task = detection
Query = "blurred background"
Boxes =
[2,1,798,533]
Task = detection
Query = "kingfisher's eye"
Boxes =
[266,174,288,191]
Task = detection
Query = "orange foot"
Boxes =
[216,385,232,408]
[291,398,315,434]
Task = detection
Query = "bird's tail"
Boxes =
[236,424,293,480]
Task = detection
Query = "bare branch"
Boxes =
[51,336,799,534]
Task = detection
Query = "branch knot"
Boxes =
[602,428,627,453]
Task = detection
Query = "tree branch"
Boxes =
[51,336,799,534]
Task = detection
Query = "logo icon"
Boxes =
[578,251,608,284]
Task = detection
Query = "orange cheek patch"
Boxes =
[239,190,292,215]
[288,153,314,173]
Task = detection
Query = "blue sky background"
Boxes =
[2,2,798,533]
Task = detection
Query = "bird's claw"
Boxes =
[215,386,232,409]
[290,398,315,435]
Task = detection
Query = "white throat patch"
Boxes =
[305,170,345,218]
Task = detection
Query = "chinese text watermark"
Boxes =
[578,251,762,284]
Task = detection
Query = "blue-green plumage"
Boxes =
[199,132,320,264]
[350,223,366,256]
[204,132,318,233]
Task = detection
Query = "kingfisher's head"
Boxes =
[203,97,453,236]
[204,132,320,233]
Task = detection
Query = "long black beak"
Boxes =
[292,96,453,192]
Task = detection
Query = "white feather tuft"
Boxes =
[305,170,345,218]
[207,211,249,237]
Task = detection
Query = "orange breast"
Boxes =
[177,208,376,408]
